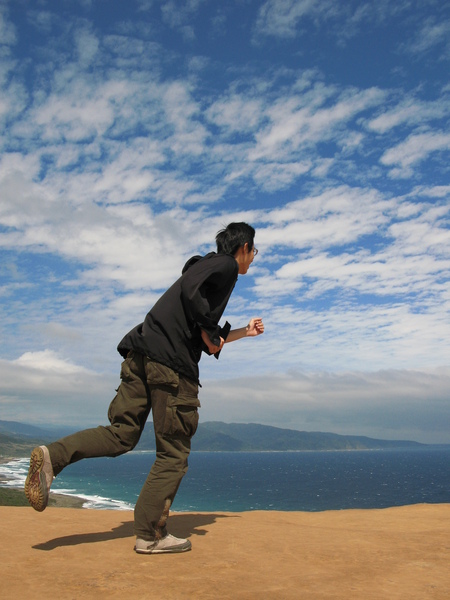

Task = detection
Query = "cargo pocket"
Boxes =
[148,362,200,438]
[163,400,199,439]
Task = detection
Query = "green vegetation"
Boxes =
[0,487,30,507]
[0,419,424,458]
[0,487,86,508]
[0,432,45,459]
[134,421,424,452]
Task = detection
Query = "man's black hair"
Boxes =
[215,222,255,256]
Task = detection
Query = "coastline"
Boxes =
[0,487,86,508]
[0,455,86,509]
[2,448,450,513]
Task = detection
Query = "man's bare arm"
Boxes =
[225,317,265,343]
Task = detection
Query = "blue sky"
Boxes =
[0,0,449,443]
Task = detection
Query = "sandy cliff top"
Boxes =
[1,503,449,599]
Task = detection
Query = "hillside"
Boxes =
[0,421,78,458]
[0,419,424,457]
[193,422,424,451]
[135,421,424,451]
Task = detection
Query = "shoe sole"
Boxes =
[24,447,49,512]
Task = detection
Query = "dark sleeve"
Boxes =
[180,256,237,346]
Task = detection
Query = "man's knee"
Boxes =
[110,424,142,453]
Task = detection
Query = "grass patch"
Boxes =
[0,486,86,508]
[0,487,29,506]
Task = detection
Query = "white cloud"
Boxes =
[262,195,449,307]
[259,186,391,245]
[367,96,450,134]
[26,9,58,34]
[14,350,87,374]
[252,160,312,191]
[206,95,263,132]
[255,0,333,39]
[1,350,448,443]
[253,0,416,42]
[0,6,16,46]
[248,86,384,163]
[380,132,450,177]
[415,185,450,198]
[160,0,209,40]
[74,27,100,67]
[404,17,450,57]
[0,352,115,426]
[31,79,128,142]
[199,367,450,444]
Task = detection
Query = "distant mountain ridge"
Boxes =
[191,422,425,451]
[0,419,425,458]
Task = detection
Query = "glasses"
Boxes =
[253,247,258,256]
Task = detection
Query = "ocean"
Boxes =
[1,447,449,512]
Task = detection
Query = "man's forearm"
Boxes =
[225,326,248,343]
[226,317,264,343]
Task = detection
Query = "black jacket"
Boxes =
[117,252,239,382]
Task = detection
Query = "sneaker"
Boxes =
[134,534,192,554]
[24,446,54,512]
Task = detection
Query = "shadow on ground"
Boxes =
[32,512,239,551]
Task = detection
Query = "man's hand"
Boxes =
[246,317,265,337]
[201,329,225,354]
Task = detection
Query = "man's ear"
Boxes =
[234,244,246,258]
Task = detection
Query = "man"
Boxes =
[25,222,264,554]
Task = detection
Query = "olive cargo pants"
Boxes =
[47,351,200,540]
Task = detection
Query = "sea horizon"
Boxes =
[1,446,449,513]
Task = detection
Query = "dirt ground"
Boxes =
[1,503,449,599]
